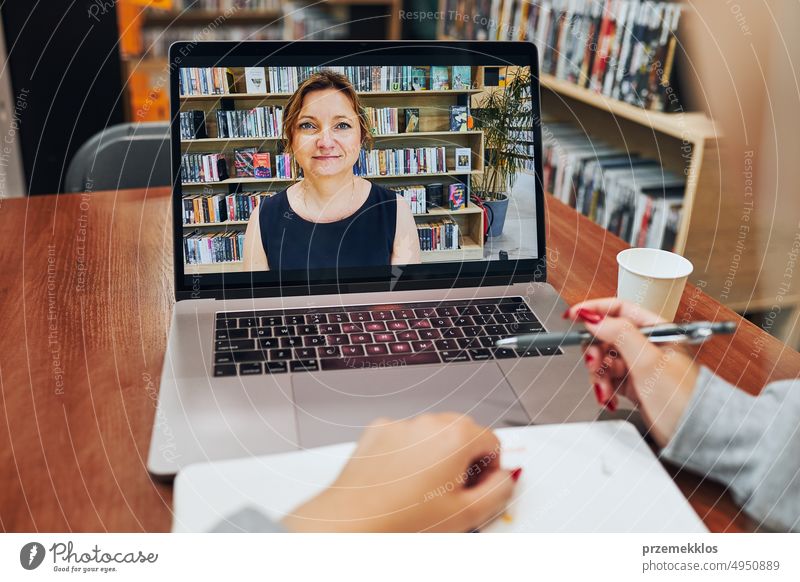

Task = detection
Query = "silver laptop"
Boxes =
[148,40,597,478]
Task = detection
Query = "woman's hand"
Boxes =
[565,298,700,447]
[281,413,520,532]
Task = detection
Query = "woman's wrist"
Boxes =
[634,348,700,447]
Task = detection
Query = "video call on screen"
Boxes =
[177,63,537,276]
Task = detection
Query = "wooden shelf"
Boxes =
[529,73,754,320]
[181,130,483,149]
[539,73,718,143]
[181,203,481,231]
[182,177,294,186]
[180,89,483,102]
[185,261,245,275]
[181,170,480,187]
[416,205,482,217]
[420,235,482,263]
[477,73,717,143]
[183,220,249,228]
[185,236,483,271]
[438,13,799,342]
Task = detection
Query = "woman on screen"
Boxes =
[242,70,421,271]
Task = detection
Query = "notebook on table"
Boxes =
[172,421,707,533]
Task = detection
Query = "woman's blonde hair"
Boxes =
[281,70,374,156]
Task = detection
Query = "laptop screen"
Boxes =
[169,41,544,299]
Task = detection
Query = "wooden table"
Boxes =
[2,187,798,533]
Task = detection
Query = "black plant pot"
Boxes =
[479,192,509,238]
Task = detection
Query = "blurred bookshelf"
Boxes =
[444,4,796,322]
[117,0,403,122]
[445,2,800,346]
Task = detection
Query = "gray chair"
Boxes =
[65,122,171,192]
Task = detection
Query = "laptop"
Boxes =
[148,40,598,478]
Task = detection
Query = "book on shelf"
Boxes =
[661,204,681,252]
[253,153,272,178]
[451,66,472,90]
[448,183,466,210]
[497,67,506,87]
[184,230,245,265]
[143,25,283,59]
[141,5,348,60]
[449,106,468,132]
[234,148,257,178]
[178,65,477,97]
[215,106,283,139]
[268,66,304,93]
[391,185,427,214]
[364,107,399,135]
[552,143,621,207]
[266,66,424,94]
[512,139,535,171]
[182,191,275,225]
[182,151,295,183]
[442,1,491,40]
[509,128,536,142]
[244,67,268,94]
[441,0,682,112]
[274,153,296,179]
[633,184,684,249]
[404,108,420,133]
[411,67,428,90]
[541,122,685,251]
[157,0,282,12]
[430,66,450,90]
[416,217,460,251]
[576,155,655,217]
[179,67,235,96]
[179,110,207,139]
[482,66,500,86]
[353,147,448,177]
[181,153,230,183]
[425,183,444,209]
[454,147,471,172]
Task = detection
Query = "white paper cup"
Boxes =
[616,248,694,321]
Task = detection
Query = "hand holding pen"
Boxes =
[554,298,714,448]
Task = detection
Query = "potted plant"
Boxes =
[471,67,533,238]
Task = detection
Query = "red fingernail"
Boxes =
[561,308,571,319]
[606,399,617,413]
[510,467,523,482]
[576,308,603,324]
[584,353,594,364]
[593,383,603,405]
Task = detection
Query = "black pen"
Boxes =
[495,321,737,350]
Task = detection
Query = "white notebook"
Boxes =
[172,420,707,533]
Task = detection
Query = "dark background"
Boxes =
[1,1,124,195]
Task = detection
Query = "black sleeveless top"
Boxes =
[259,181,398,271]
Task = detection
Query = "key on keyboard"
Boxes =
[211,297,560,376]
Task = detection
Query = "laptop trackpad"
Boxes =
[292,363,531,448]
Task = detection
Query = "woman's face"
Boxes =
[291,88,363,179]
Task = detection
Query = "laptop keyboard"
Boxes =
[212,297,562,376]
